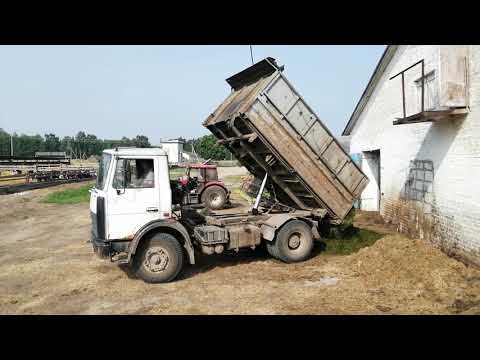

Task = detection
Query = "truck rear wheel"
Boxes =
[266,220,314,263]
[132,233,184,283]
[202,185,227,210]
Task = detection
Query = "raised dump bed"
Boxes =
[203,57,369,223]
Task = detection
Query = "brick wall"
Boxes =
[349,45,480,265]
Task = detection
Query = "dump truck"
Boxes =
[90,58,369,283]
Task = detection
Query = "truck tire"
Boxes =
[266,220,314,263]
[132,233,184,283]
[202,185,227,210]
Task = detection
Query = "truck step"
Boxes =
[111,252,129,264]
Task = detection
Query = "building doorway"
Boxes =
[361,150,381,211]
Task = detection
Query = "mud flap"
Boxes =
[311,225,321,240]
[260,224,276,241]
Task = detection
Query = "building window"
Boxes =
[415,70,438,111]
[403,160,434,203]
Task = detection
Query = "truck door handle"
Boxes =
[146,207,159,212]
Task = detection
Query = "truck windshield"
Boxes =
[96,153,112,190]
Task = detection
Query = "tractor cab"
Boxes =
[185,163,218,190]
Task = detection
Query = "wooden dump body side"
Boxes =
[203,58,368,222]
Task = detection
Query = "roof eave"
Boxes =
[341,45,398,136]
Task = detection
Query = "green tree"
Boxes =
[60,136,74,156]
[133,135,150,148]
[43,133,61,152]
[194,134,232,160]
[85,134,100,157]
[121,136,132,147]
[183,138,194,152]
[16,134,43,156]
[73,131,87,159]
[0,128,11,155]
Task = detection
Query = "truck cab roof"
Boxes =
[103,148,167,157]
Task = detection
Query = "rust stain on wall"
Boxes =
[383,197,480,267]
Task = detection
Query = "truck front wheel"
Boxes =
[132,233,184,283]
[202,185,227,210]
[266,220,314,263]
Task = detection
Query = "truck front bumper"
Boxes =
[91,233,131,264]
[91,234,111,259]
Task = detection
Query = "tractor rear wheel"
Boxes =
[202,185,227,210]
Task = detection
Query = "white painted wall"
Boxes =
[160,142,184,164]
[349,45,480,265]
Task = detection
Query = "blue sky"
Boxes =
[0,45,385,143]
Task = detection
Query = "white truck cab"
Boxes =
[90,148,172,240]
[90,148,195,283]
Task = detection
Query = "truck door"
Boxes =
[106,157,160,240]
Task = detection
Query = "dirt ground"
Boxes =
[1,168,480,314]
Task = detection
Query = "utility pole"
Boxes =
[10,134,13,157]
[249,45,254,65]
[192,144,198,162]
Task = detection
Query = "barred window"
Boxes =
[404,160,434,203]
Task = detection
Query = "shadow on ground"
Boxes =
[120,240,330,282]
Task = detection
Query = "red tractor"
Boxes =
[174,163,230,210]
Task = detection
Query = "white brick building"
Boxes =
[343,45,480,265]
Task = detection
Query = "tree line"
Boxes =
[0,129,150,159]
[0,128,234,161]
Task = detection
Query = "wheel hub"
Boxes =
[144,247,169,273]
[288,234,301,249]
[210,193,221,206]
